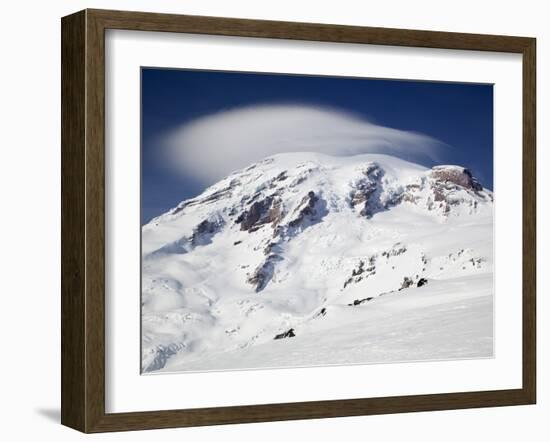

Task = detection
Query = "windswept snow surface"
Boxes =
[141,152,494,374]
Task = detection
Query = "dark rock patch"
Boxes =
[343,256,377,289]
[236,196,284,232]
[381,243,407,259]
[417,278,428,287]
[349,163,385,218]
[288,191,319,228]
[148,216,223,257]
[343,276,353,289]
[431,166,483,191]
[277,191,327,239]
[236,198,271,230]
[399,276,414,291]
[270,171,288,185]
[274,328,295,340]
[191,217,224,247]
[143,343,185,373]
[247,254,283,292]
[348,297,374,306]
[313,307,327,318]
[352,260,365,277]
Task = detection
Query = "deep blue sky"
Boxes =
[142,68,493,224]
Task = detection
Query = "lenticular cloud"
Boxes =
[162,104,444,185]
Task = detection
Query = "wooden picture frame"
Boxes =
[61,8,536,433]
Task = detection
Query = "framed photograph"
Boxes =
[61,9,536,433]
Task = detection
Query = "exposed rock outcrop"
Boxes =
[343,256,376,289]
[399,276,415,290]
[394,166,490,216]
[247,254,284,292]
[349,163,385,218]
[431,166,483,191]
[274,328,296,340]
[147,216,224,257]
[142,342,186,373]
[289,191,320,228]
[236,196,284,232]
[417,277,428,287]
[191,217,225,246]
[348,297,374,306]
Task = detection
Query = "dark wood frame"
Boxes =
[61,8,536,433]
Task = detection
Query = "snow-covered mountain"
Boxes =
[141,152,494,373]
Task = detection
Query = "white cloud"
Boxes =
[162,104,445,186]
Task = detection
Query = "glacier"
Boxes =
[141,152,494,373]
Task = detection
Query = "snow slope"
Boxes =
[141,152,494,373]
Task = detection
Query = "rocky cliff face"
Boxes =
[141,152,493,373]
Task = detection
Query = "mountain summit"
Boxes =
[141,153,494,373]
